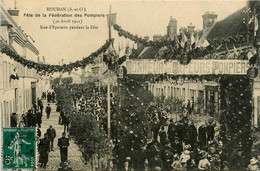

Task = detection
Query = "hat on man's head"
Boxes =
[199,150,208,158]
[250,158,258,165]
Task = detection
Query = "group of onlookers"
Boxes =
[42,91,56,103]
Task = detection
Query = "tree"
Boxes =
[112,78,154,170]
[62,77,73,84]
[219,75,253,168]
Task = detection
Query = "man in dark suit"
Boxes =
[47,125,56,151]
[45,104,51,119]
[58,132,70,163]
[10,113,17,127]
[36,110,42,128]
[37,98,44,115]
[159,127,167,147]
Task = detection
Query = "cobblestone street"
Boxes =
[37,102,90,170]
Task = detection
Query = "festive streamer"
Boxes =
[0,39,114,74]
[113,24,254,61]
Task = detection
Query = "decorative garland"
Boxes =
[0,39,114,74]
[113,24,255,61]
[114,24,251,49]
[127,74,224,85]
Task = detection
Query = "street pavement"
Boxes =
[37,101,90,170]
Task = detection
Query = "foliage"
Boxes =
[55,83,110,163]
[196,95,204,114]
[111,78,154,169]
[219,75,253,168]
[62,77,73,84]
[160,97,184,113]
[0,39,113,74]
[52,77,73,86]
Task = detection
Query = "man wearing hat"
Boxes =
[198,150,211,170]
[187,121,197,148]
[159,126,167,147]
[198,122,207,149]
[123,157,131,171]
[148,154,163,171]
[45,103,52,119]
[47,125,56,151]
[229,145,244,170]
[58,132,70,163]
[248,157,259,171]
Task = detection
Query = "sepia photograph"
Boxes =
[0,0,260,170]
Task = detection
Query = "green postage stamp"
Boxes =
[2,127,36,169]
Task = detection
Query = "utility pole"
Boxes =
[107,5,112,139]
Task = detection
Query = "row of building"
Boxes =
[86,2,260,127]
[0,6,51,127]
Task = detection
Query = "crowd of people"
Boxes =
[21,83,260,171]
[9,90,72,170]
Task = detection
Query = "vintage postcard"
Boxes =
[1,0,260,170]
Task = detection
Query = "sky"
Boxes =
[2,0,246,65]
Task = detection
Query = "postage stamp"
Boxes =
[2,127,36,169]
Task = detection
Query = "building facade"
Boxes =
[0,6,50,127]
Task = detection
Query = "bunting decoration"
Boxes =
[113,24,254,62]
[0,39,114,74]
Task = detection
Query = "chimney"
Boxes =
[137,36,149,49]
[179,27,187,33]
[167,16,177,39]
[7,9,19,26]
[187,23,195,34]
[202,11,217,30]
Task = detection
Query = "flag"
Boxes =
[106,13,117,27]
[195,32,199,45]
[248,47,257,65]
[190,33,195,45]
[216,44,223,50]
[174,34,180,49]
[181,31,187,48]
[118,42,121,52]
[225,45,231,58]
[200,40,210,48]
[254,16,258,36]
[190,33,195,49]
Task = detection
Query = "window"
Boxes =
[10,101,12,115]
[182,88,186,100]
[0,56,3,89]
[1,103,3,127]
[10,64,14,88]
[190,90,196,100]
[4,62,7,89]
[171,87,173,98]
[8,63,11,88]
[5,101,9,127]
[168,86,170,98]
[198,91,204,100]
[176,88,180,99]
